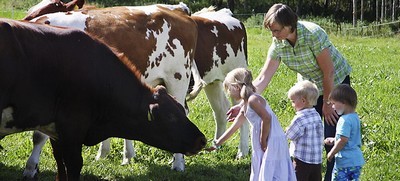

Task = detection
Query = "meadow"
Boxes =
[1,6,400,181]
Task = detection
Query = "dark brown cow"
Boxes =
[27,3,198,175]
[0,18,206,180]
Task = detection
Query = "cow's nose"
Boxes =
[198,136,207,149]
[186,135,207,156]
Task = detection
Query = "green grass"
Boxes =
[1,6,400,181]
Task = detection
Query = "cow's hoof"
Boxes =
[121,157,131,165]
[236,151,248,159]
[170,154,185,171]
[121,149,135,165]
[22,165,39,181]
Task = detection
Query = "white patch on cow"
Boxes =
[30,11,89,31]
[193,9,242,31]
[0,107,58,139]
[126,5,160,16]
[158,2,190,14]
[202,43,247,84]
[211,26,218,36]
[27,0,52,14]
[143,19,192,106]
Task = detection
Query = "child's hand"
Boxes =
[327,151,334,162]
[205,147,217,152]
[324,137,335,145]
[226,104,241,122]
[204,140,221,152]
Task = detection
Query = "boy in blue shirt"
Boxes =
[324,84,365,180]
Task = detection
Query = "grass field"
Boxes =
[0,6,400,181]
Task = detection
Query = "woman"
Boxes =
[228,3,351,181]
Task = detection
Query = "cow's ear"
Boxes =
[155,85,167,94]
[148,103,159,121]
[153,85,167,100]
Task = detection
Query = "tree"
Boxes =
[353,0,357,27]
[376,0,380,23]
[227,0,235,12]
[361,0,364,22]
[381,0,384,22]
[392,0,396,21]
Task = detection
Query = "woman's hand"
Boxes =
[226,104,241,122]
[323,102,339,126]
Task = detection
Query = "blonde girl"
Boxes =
[207,68,296,181]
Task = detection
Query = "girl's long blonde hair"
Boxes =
[223,68,256,99]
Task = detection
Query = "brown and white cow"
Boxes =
[188,7,249,158]
[0,18,206,180]
[24,0,86,21]
[25,3,197,176]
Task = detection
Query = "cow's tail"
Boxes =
[186,61,204,101]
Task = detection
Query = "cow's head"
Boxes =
[144,86,206,155]
[24,1,68,21]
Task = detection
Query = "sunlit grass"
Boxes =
[0,7,400,180]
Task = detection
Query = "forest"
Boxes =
[86,0,400,25]
[3,0,399,26]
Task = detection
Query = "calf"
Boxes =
[0,18,206,180]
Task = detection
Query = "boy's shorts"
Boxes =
[332,166,362,181]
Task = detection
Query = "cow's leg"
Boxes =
[203,82,230,139]
[51,138,83,181]
[122,139,135,165]
[171,153,185,171]
[23,131,49,180]
[63,143,83,180]
[204,82,249,158]
[163,74,191,171]
[96,138,111,160]
[50,139,67,181]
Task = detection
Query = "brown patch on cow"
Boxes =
[174,72,182,80]
[191,16,247,78]
[84,6,196,77]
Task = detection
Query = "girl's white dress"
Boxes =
[245,95,296,181]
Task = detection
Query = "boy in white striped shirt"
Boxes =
[286,80,324,181]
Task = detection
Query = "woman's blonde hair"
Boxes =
[287,80,319,106]
[223,68,256,99]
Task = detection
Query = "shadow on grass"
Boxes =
[0,162,109,181]
[117,161,250,181]
[1,155,250,181]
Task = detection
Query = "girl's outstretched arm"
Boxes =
[206,107,247,151]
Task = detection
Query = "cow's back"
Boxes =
[191,9,247,84]
[31,5,198,106]
[85,6,197,78]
